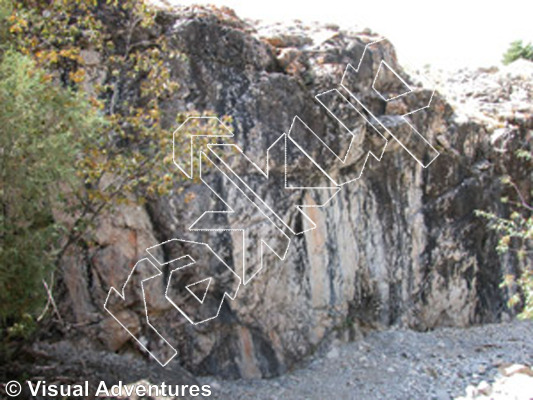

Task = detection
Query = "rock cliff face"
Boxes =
[57,6,531,379]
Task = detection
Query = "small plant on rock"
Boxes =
[502,40,533,65]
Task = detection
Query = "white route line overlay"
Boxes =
[103,257,183,367]
[185,277,212,304]
[190,149,291,285]
[104,37,440,366]
[156,238,242,325]
[341,38,439,168]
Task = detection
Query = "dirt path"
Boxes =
[201,320,533,400]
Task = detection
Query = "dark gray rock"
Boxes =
[56,6,532,379]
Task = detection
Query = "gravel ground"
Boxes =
[200,320,533,400]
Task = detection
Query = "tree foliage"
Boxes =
[0,0,228,340]
[502,40,533,65]
[477,145,533,319]
[0,49,104,326]
[8,0,183,205]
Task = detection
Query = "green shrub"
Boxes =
[502,40,533,65]
[476,147,533,319]
[0,50,102,327]
[0,0,228,350]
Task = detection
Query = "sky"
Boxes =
[168,0,533,70]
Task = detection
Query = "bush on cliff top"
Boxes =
[502,40,533,65]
